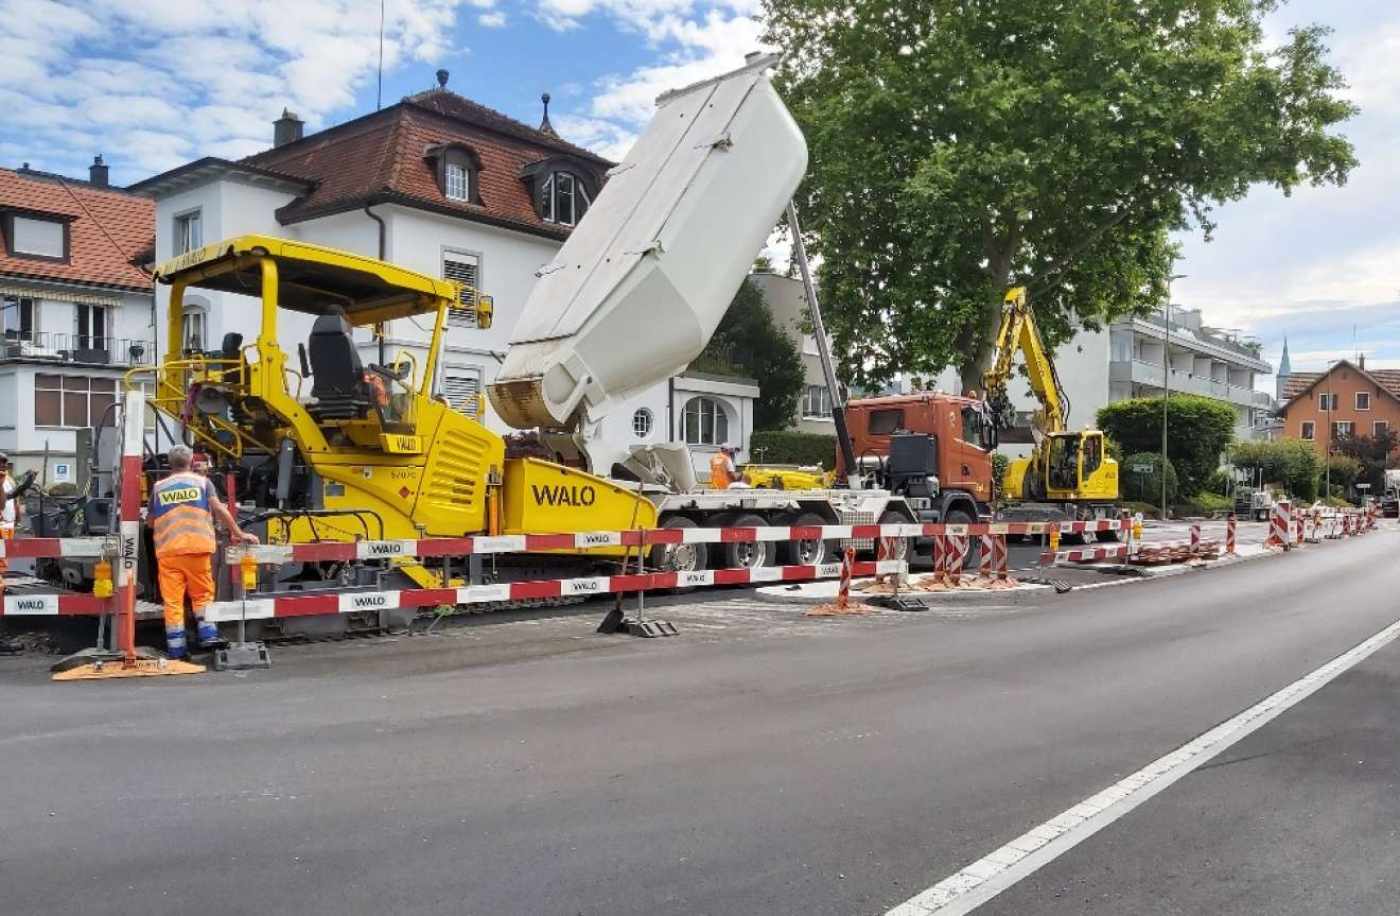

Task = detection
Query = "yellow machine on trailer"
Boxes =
[147,236,655,605]
[983,287,1119,522]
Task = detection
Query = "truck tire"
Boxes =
[781,512,835,567]
[877,510,913,565]
[647,516,708,587]
[714,512,775,570]
[942,509,980,569]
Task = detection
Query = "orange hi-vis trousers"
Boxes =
[157,552,217,657]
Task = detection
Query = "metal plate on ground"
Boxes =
[213,642,272,670]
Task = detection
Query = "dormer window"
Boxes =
[3,212,70,262]
[522,156,600,228]
[426,143,481,204]
[541,171,590,226]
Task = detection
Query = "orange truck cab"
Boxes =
[838,392,996,534]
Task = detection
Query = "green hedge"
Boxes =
[749,430,837,468]
[1120,452,1179,505]
[1098,395,1236,494]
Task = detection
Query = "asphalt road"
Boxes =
[0,524,1392,916]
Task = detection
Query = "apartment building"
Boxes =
[0,160,155,481]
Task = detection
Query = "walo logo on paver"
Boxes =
[530,484,596,508]
[579,532,615,546]
[363,542,407,557]
[349,594,389,609]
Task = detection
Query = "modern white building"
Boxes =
[129,78,757,477]
[0,160,156,482]
[936,305,1274,451]
[748,271,837,435]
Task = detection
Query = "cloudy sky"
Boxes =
[1,0,1393,386]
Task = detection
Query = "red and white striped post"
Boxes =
[837,546,854,610]
[979,533,994,583]
[1189,523,1201,555]
[1226,512,1236,555]
[948,535,963,587]
[995,534,1011,584]
[1295,512,1304,545]
[114,388,144,663]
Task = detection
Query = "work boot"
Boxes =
[195,619,223,649]
[165,628,188,659]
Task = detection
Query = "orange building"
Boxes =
[1277,358,1400,455]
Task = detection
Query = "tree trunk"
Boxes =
[959,246,1015,395]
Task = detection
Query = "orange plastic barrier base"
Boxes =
[50,648,205,681]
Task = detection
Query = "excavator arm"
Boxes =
[981,286,1069,439]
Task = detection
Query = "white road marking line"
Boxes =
[885,614,1400,916]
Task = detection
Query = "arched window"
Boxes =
[632,407,653,438]
[181,299,209,353]
[682,397,729,446]
[427,144,481,204]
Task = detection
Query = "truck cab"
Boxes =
[838,392,995,522]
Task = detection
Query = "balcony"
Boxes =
[2,331,156,367]
[1110,358,1261,407]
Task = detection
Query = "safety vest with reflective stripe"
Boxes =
[149,472,216,557]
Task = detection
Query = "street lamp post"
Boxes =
[1162,274,1187,520]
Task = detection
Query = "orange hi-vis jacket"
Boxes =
[149,472,217,557]
[709,452,737,490]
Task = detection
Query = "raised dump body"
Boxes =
[488,54,806,430]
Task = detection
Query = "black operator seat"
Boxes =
[307,306,369,420]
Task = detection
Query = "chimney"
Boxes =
[89,154,109,187]
[273,109,304,148]
[436,69,450,90]
[1359,353,1366,370]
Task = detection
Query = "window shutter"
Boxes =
[442,365,483,417]
[442,254,480,328]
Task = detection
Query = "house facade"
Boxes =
[129,79,757,476]
[1276,358,1400,455]
[749,271,833,435]
[0,161,156,482]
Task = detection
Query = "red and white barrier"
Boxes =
[0,537,109,559]
[1190,524,1201,552]
[1046,544,1131,564]
[1226,513,1236,555]
[202,557,909,623]
[1267,501,1291,550]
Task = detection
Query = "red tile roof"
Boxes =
[0,169,153,291]
[240,89,610,239]
[1280,362,1400,405]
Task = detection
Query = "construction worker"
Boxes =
[0,453,27,655]
[709,446,739,490]
[149,445,258,659]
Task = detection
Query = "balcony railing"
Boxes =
[1112,358,1261,407]
[1,331,156,366]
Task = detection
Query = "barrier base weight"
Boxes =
[214,642,272,671]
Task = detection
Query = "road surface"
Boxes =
[0,523,1390,915]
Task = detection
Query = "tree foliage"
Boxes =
[1121,451,1178,506]
[763,0,1358,390]
[1331,430,1399,495]
[1229,438,1321,502]
[692,278,806,430]
[1097,395,1236,494]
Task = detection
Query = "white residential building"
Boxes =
[0,159,156,483]
[129,80,757,477]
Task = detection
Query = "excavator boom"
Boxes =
[982,286,1069,438]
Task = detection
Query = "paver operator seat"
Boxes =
[307,307,370,421]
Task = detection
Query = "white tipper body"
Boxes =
[488,54,807,433]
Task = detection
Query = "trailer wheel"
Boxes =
[781,512,834,567]
[716,512,775,570]
[648,516,708,582]
[1096,527,1121,543]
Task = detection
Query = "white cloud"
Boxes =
[0,0,473,181]
[479,11,507,27]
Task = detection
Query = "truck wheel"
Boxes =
[781,512,834,566]
[1096,525,1121,543]
[942,509,981,569]
[876,510,914,565]
[647,516,708,582]
[715,513,775,570]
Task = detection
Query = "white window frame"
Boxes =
[802,384,833,420]
[173,208,202,255]
[1318,391,1338,411]
[182,304,208,352]
[1300,421,1315,440]
[442,249,482,328]
[682,396,729,446]
[1356,391,1370,410]
[445,161,471,202]
[1331,420,1353,439]
[632,407,653,438]
[10,215,66,259]
[542,171,591,226]
[1375,420,1389,438]
[74,303,109,350]
[2,295,36,341]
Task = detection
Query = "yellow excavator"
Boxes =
[982,287,1119,518]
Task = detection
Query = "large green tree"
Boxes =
[763,0,1358,390]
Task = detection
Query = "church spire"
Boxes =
[1275,336,1292,402]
